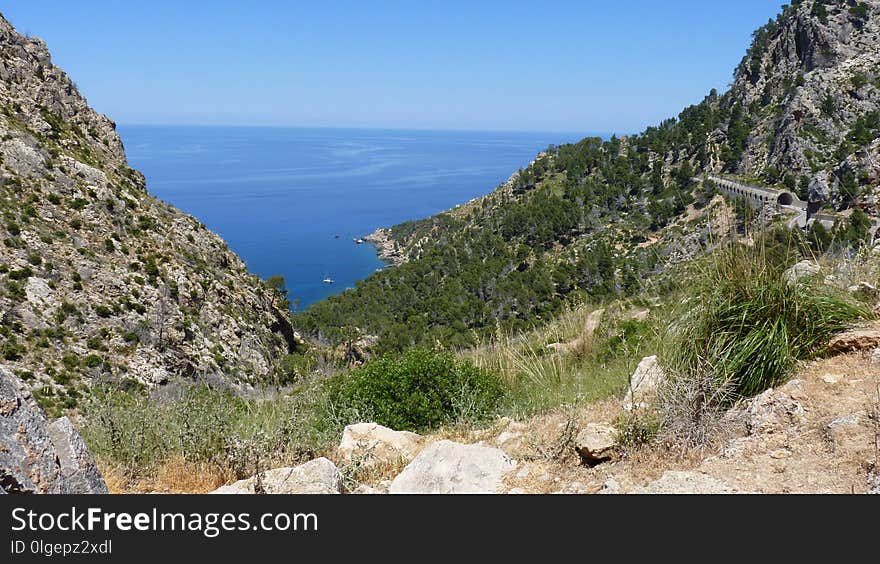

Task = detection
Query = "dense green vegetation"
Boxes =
[294,111,725,351]
[665,234,871,400]
[322,349,505,432]
[81,349,504,479]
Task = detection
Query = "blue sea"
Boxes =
[118,126,586,309]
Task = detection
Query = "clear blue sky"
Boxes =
[3,0,784,133]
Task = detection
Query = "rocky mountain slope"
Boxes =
[722,0,880,206]
[297,0,880,352]
[0,14,297,414]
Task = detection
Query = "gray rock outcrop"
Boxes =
[783,260,821,284]
[47,417,108,494]
[1,366,106,493]
[0,13,298,399]
[623,355,664,411]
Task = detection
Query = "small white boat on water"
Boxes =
[322,276,335,284]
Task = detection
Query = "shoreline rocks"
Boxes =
[363,228,405,265]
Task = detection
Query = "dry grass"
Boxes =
[464,301,662,419]
[100,456,232,494]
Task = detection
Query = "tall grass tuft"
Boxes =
[466,301,663,419]
[666,238,871,401]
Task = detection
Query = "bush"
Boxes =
[323,349,506,432]
[666,239,870,400]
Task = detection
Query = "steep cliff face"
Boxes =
[0,15,295,413]
[721,0,880,206]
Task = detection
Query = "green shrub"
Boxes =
[8,267,33,280]
[2,337,24,361]
[323,349,506,432]
[121,331,139,343]
[61,354,80,370]
[84,354,103,368]
[93,304,112,317]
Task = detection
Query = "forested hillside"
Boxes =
[296,0,880,352]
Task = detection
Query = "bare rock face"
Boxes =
[0,366,62,493]
[623,355,664,411]
[0,13,298,398]
[807,171,834,203]
[725,1,880,206]
[634,471,742,494]
[1,366,106,494]
[47,417,108,494]
[574,423,618,466]
[336,423,423,467]
[389,440,516,494]
[210,458,343,494]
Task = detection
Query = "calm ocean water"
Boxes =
[118,126,585,309]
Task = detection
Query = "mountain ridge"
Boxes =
[0,14,297,415]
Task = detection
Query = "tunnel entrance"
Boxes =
[777,192,794,206]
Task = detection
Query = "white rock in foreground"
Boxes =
[623,355,664,411]
[389,440,516,494]
[337,422,423,466]
[574,423,617,465]
[210,458,342,494]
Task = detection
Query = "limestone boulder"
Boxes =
[1,366,107,494]
[1,366,62,493]
[828,326,880,354]
[744,382,805,435]
[574,423,618,466]
[47,417,109,494]
[783,260,820,284]
[389,440,516,494]
[623,355,664,411]
[337,423,423,466]
[210,458,343,494]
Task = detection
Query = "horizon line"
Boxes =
[115,121,627,137]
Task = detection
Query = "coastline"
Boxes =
[363,227,405,266]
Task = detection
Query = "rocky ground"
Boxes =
[136,321,876,496]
